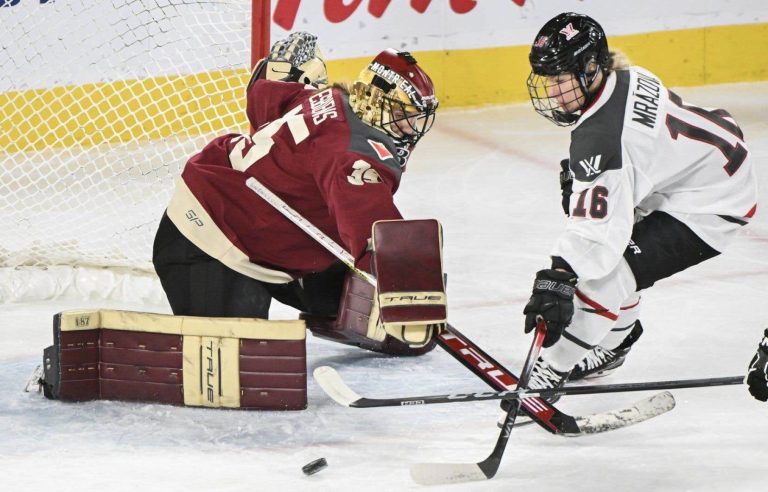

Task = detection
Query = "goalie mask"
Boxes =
[526,12,609,126]
[349,49,438,161]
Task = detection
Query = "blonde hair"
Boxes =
[608,49,632,71]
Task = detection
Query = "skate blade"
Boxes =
[24,365,43,393]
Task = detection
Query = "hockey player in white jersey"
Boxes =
[519,12,762,400]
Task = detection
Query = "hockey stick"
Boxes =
[246,177,674,436]
[435,326,673,436]
[245,177,375,284]
[314,368,741,408]
[412,321,547,485]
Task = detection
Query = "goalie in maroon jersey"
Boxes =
[515,13,760,400]
[152,32,445,356]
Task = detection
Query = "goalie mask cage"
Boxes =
[0,1,270,301]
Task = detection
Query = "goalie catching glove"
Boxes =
[746,328,768,402]
[249,31,328,89]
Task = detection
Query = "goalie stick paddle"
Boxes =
[435,326,675,436]
[247,177,673,436]
[409,320,547,484]
[313,368,741,408]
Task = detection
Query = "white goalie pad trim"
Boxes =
[57,309,305,340]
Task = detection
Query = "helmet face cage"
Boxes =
[527,13,609,126]
[378,91,437,146]
[527,68,599,126]
[351,50,438,147]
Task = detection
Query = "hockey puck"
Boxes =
[302,457,328,476]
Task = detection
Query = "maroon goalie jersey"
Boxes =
[165,80,404,283]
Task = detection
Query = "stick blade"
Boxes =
[573,391,676,435]
[410,462,489,485]
[313,366,361,407]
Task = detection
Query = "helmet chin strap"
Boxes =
[575,60,605,115]
[551,109,580,125]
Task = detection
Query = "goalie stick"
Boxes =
[314,366,739,408]
[246,177,674,436]
[435,325,674,435]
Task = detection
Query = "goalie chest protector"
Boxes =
[41,309,307,410]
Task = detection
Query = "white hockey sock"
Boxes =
[597,293,641,350]
[542,261,638,373]
[599,322,638,350]
[542,339,594,373]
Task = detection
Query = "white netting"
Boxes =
[0,0,253,297]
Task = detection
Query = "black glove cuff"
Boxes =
[559,158,571,181]
[533,268,578,298]
[550,256,576,274]
[760,329,768,349]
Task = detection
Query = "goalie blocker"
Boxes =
[40,309,308,410]
[304,219,447,355]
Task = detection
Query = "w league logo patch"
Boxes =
[368,139,394,160]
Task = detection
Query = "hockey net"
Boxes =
[0,1,265,302]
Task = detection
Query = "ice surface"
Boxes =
[2,82,767,491]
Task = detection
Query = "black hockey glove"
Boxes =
[746,329,768,402]
[523,269,578,347]
[559,158,572,216]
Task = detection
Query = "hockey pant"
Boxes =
[153,212,346,319]
[543,211,722,372]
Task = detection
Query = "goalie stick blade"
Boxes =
[410,462,489,485]
[571,391,676,436]
[313,366,362,407]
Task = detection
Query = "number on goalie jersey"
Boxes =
[152,35,439,342]
[519,13,758,393]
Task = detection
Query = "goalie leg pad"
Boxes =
[372,219,446,346]
[42,310,307,410]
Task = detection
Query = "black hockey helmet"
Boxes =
[529,13,609,77]
[526,13,610,126]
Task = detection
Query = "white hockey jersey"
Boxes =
[553,67,757,281]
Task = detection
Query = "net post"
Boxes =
[251,0,272,69]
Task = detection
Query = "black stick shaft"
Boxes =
[352,375,744,408]
[477,321,547,479]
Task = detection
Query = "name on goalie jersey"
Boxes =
[309,89,338,125]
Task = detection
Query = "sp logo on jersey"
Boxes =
[347,160,383,186]
[368,139,394,160]
[578,154,602,177]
